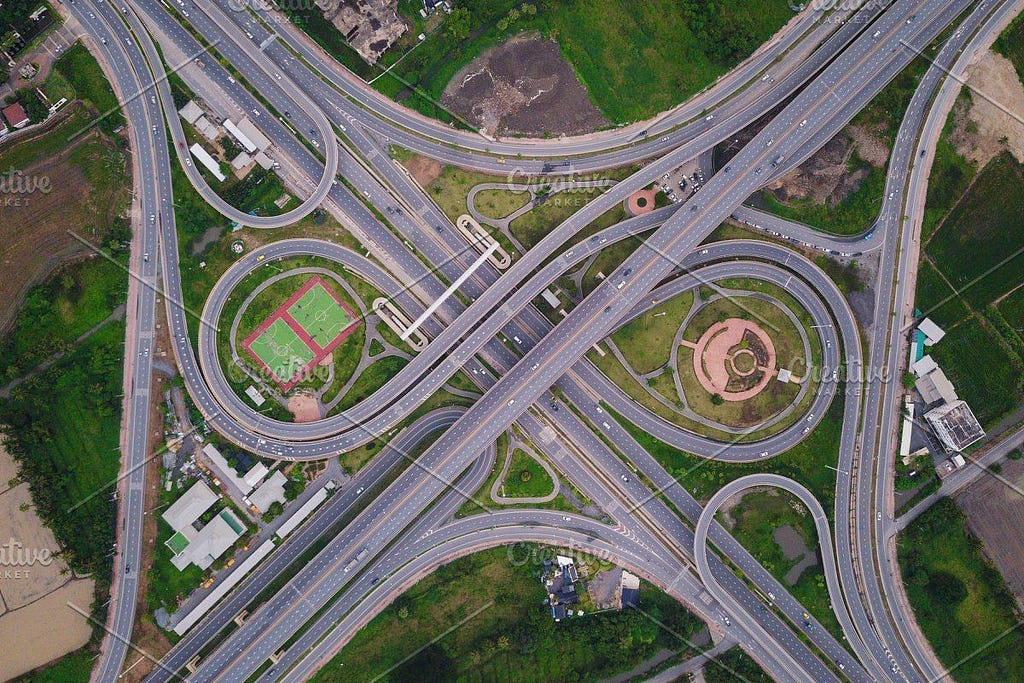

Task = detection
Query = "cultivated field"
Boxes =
[0,447,95,680]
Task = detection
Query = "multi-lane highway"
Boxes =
[57,0,1024,680]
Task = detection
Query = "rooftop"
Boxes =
[925,400,985,452]
[162,480,219,532]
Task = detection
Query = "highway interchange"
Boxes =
[50,0,1023,681]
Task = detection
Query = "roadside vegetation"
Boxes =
[313,545,706,682]
[289,0,795,124]
[899,498,1024,682]
[703,646,774,683]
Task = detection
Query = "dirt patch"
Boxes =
[441,33,608,137]
[289,392,324,422]
[0,107,129,333]
[957,455,1024,609]
[950,51,1024,167]
[0,482,72,609]
[0,578,94,680]
[765,132,878,207]
[401,154,442,188]
[846,123,891,167]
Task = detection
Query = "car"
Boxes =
[143,253,149,262]
[760,451,769,458]
[356,487,364,494]
[799,119,807,127]
[620,474,629,483]
[370,577,380,585]
[877,511,882,521]
[563,516,571,522]
[256,254,266,262]
[705,114,714,121]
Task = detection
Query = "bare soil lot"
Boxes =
[0,446,95,679]
[957,455,1024,609]
[950,50,1024,167]
[441,34,608,137]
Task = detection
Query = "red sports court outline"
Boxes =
[242,276,361,391]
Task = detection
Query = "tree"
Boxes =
[711,393,724,405]
[903,372,917,389]
[446,7,472,42]
[927,570,967,605]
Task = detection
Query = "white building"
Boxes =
[918,318,946,346]
[248,471,287,513]
[189,143,226,182]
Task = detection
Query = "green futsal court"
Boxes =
[247,318,315,376]
[287,282,355,348]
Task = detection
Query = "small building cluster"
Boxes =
[544,555,582,622]
[909,317,985,454]
[162,481,245,571]
[178,99,279,184]
[200,442,288,516]
[901,317,985,482]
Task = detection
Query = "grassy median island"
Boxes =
[594,279,822,440]
[703,646,774,683]
[499,448,556,499]
[899,498,1024,682]
[313,545,707,683]
[719,489,843,642]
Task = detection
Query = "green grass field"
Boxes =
[899,498,1024,683]
[924,154,1024,310]
[287,283,354,347]
[500,449,556,499]
[609,390,842,510]
[928,319,1021,425]
[248,318,315,378]
[916,152,1024,425]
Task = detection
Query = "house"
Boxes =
[911,354,937,378]
[162,481,218,532]
[917,318,946,346]
[169,509,244,571]
[161,481,245,571]
[177,100,204,125]
[235,117,272,152]
[189,144,226,182]
[620,571,640,609]
[2,103,29,129]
